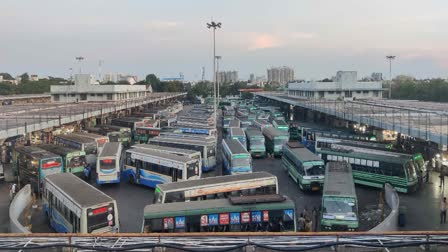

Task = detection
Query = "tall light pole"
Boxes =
[207,20,221,128]
[75,56,85,74]
[215,56,222,104]
[386,55,396,99]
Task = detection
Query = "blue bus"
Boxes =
[229,127,246,148]
[122,148,201,188]
[222,139,252,175]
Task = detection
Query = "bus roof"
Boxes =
[71,132,107,140]
[245,128,263,138]
[324,143,412,161]
[112,117,144,123]
[14,146,61,159]
[285,144,322,162]
[38,144,85,156]
[223,139,248,155]
[132,144,199,155]
[150,137,215,146]
[126,148,193,163]
[253,119,271,126]
[157,172,276,192]
[323,162,356,197]
[262,127,288,139]
[99,142,122,157]
[144,195,294,218]
[230,127,245,136]
[56,134,96,144]
[45,173,114,208]
[228,120,240,128]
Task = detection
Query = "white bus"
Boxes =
[154,172,278,204]
[132,144,202,171]
[149,136,216,172]
[71,132,109,153]
[123,148,201,189]
[43,173,119,233]
[96,142,123,185]
[222,139,252,175]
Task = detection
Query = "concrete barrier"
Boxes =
[369,183,400,232]
[9,184,32,233]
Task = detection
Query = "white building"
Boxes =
[0,75,3,83]
[51,74,149,103]
[30,75,39,81]
[267,66,294,85]
[217,71,238,84]
[117,74,138,85]
[288,71,383,100]
[103,73,115,83]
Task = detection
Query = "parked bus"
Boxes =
[134,126,161,143]
[229,128,247,147]
[222,139,252,175]
[43,173,119,233]
[321,161,358,231]
[282,142,325,191]
[123,148,201,188]
[272,120,288,132]
[96,142,123,184]
[39,144,86,177]
[142,194,296,233]
[245,128,266,158]
[288,122,301,141]
[316,143,419,193]
[225,119,240,133]
[240,120,252,131]
[253,119,272,131]
[154,172,278,204]
[71,132,109,153]
[54,134,98,168]
[149,137,216,172]
[262,127,289,157]
[14,146,63,193]
[111,117,145,130]
[158,132,215,142]
[107,131,131,147]
[132,144,202,171]
[175,125,217,137]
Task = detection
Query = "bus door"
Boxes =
[171,168,178,182]
[136,159,142,183]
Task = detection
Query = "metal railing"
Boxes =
[0,232,447,251]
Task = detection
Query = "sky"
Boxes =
[1,0,448,81]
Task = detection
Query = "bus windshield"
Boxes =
[187,162,198,179]
[251,139,264,146]
[100,159,116,170]
[68,156,86,168]
[323,197,357,220]
[233,157,251,168]
[405,161,417,180]
[304,162,325,176]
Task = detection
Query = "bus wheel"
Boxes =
[129,175,135,184]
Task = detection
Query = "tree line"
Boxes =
[390,77,448,102]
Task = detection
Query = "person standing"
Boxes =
[440,166,445,188]
[9,183,17,202]
[441,196,447,224]
[312,207,318,232]
[298,214,306,232]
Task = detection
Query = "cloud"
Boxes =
[145,20,180,30]
[248,33,281,50]
[290,32,316,40]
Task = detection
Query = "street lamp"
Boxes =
[207,20,221,128]
[215,56,222,105]
[386,55,396,99]
[75,56,85,74]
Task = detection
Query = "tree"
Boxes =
[145,74,161,91]
[0,83,16,95]
[20,73,30,83]
[0,73,14,80]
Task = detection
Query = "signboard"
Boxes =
[251,211,262,223]
[208,214,219,226]
[175,216,185,229]
[284,209,294,221]
[200,215,208,226]
[219,213,230,225]
[163,218,174,230]
[230,212,240,224]
[241,212,250,223]
[263,210,269,222]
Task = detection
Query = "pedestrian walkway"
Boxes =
[400,171,448,231]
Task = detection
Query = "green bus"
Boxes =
[142,194,296,233]
[107,131,131,147]
[39,144,87,177]
[134,126,161,143]
[316,144,419,193]
[321,161,358,231]
[272,119,289,132]
[245,128,266,158]
[262,127,289,157]
[289,122,301,141]
[282,142,325,191]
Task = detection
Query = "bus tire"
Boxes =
[129,175,135,184]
